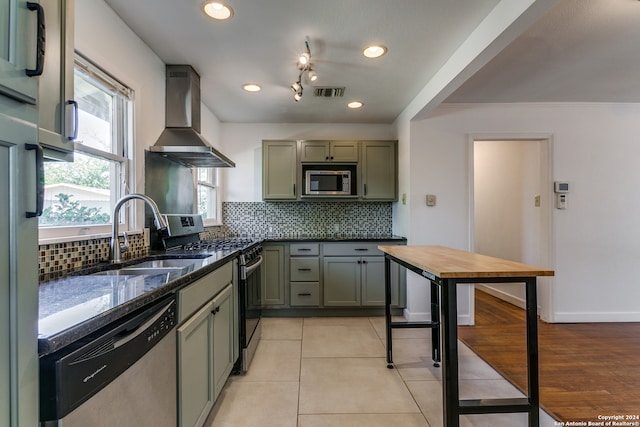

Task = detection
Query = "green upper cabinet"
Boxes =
[0,0,39,105]
[263,140,298,200]
[360,140,397,201]
[300,140,358,162]
[38,0,75,161]
[262,139,397,202]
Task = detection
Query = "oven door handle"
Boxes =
[243,255,263,277]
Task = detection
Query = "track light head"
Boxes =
[291,40,317,102]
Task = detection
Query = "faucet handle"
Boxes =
[120,232,130,253]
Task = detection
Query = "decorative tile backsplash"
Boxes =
[222,201,393,237]
[39,234,148,282]
[38,201,393,281]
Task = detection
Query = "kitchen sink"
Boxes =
[92,258,206,277]
[95,267,186,276]
[125,259,203,269]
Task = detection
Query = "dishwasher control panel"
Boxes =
[147,303,176,342]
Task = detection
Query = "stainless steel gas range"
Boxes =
[163,215,263,374]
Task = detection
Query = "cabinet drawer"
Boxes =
[178,262,233,323]
[290,283,320,306]
[322,243,383,256]
[290,243,319,256]
[290,258,319,281]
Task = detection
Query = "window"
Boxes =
[196,168,220,224]
[39,54,133,239]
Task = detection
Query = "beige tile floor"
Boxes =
[205,317,558,427]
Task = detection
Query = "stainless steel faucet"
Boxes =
[109,194,168,263]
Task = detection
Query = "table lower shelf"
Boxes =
[459,397,533,415]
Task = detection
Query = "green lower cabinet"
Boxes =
[323,257,361,306]
[212,284,234,397]
[361,257,385,306]
[323,255,401,307]
[177,282,234,427]
[290,282,320,306]
[177,300,215,427]
[262,244,286,306]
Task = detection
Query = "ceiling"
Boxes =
[103,0,640,124]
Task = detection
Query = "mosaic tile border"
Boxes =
[39,234,148,282]
[222,201,393,237]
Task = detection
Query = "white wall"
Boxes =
[219,123,395,202]
[410,102,640,323]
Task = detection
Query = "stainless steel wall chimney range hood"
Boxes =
[150,65,235,168]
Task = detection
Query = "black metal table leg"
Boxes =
[441,279,460,427]
[525,278,540,427]
[431,281,441,367]
[385,257,393,368]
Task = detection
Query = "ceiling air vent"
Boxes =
[313,87,345,97]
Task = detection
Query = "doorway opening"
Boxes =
[470,137,553,322]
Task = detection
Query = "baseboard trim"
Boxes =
[477,285,640,323]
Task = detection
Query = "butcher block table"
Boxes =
[378,245,554,427]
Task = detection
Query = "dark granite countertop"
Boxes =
[38,250,239,356]
[37,235,406,356]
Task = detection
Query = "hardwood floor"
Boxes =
[458,290,640,423]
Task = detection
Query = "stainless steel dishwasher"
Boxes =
[39,295,177,427]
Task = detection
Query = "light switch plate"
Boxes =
[426,194,436,206]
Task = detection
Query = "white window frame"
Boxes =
[38,54,134,243]
[196,168,222,226]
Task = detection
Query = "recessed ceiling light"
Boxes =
[362,45,387,59]
[202,1,234,20]
[242,83,261,92]
[347,101,364,109]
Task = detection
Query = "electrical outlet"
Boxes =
[426,194,436,206]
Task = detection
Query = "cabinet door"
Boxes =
[178,300,214,427]
[38,0,75,160]
[263,140,297,200]
[360,141,397,200]
[361,257,385,306]
[0,115,39,427]
[212,284,234,398]
[329,141,358,162]
[0,0,38,105]
[262,244,286,305]
[323,257,360,306]
[300,140,358,162]
[300,140,329,162]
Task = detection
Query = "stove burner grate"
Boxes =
[183,238,257,252]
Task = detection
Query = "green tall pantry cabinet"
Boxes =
[1,1,41,425]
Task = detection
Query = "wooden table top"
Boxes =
[378,245,555,279]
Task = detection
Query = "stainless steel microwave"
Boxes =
[304,169,354,196]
